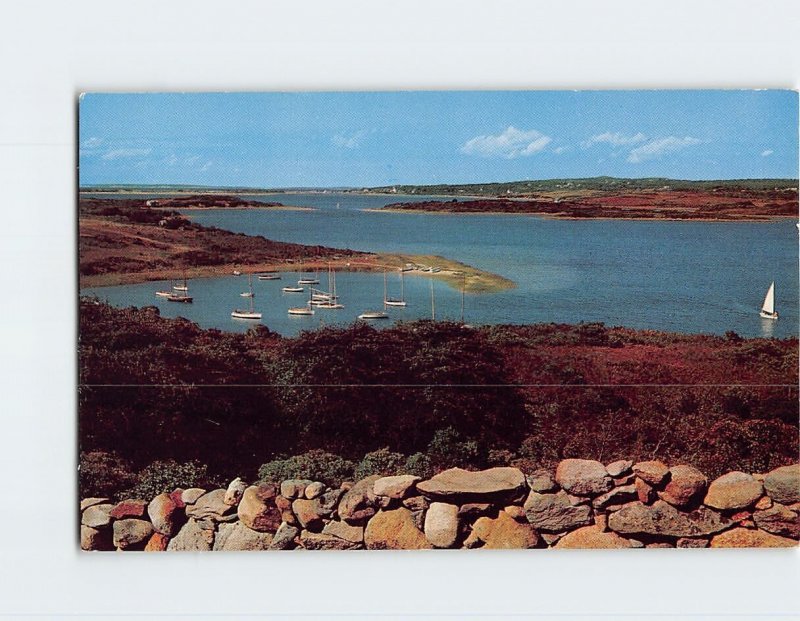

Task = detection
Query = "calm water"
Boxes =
[81,192,799,338]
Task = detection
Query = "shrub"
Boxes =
[79,450,136,499]
[426,427,482,470]
[257,450,355,486]
[125,459,218,500]
[403,452,434,479]
[354,448,407,480]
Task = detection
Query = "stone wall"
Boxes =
[80,460,799,551]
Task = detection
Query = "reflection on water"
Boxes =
[759,317,777,338]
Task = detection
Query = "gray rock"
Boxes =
[606,460,634,477]
[659,465,707,507]
[402,495,429,512]
[417,467,527,502]
[555,459,612,496]
[373,475,420,499]
[292,498,328,530]
[322,520,364,543]
[633,461,670,485]
[223,477,248,506]
[167,519,214,551]
[607,500,731,537]
[523,490,593,532]
[148,493,184,536]
[238,484,281,532]
[763,465,800,505]
[527,469,558,493]
[304,481,326,500]
[424,502,460,548]
[338,475,381,524]
[280,479,313,500]
[81,503,114,528]
[753,503,800,539]
[592,485,638,510]
[186,489,237,522]
[181,488,207,505]
[268,522,299,550]
[300,531,363,550]
[80,497,111,511]
[213,522,273,551]
[112,519,154,550]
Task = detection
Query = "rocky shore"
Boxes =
[80,459,799,551]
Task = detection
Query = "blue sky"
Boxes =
[79,91,798,187]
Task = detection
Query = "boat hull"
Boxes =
[288,308,314,315]
[384,300,407,307]
[258,275,281,280]
[167,296,193,303]
[282,287,304,293]
[760,310,779,320]
[231,311,262,319]
[358,312,389,320]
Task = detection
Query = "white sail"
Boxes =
[761,282,775,315]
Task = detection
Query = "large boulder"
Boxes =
[554,525,633,549]
[148,493,184,536]
[304,482,326,500]
[181,488,207,505]
[373,475,420,499]
[81,503,114,528]
[185,489,237,522]
[659,465,707,507]
[424,502,460,548]
[555,459,612,496]
[704,471,764,511]
[417,467,527,503]
[710,527,797,548]
[526,469,558,493]
[635,478,657,504]
[763,465,800,505]
[338,476,381,524]
[523,490,593,532]
[292,498,328,531]
[80,497,111,511]
[112,519,154,550]
[109,499,148,520]
[237,484,281,533]
[606,460,634,478]
[607,500,731,538]
[465,510,539,549]
[633,461,670,485]
[213,522,274,551]
[167,519,214,551]
[753,503,800,539]
[322,520,364,544]
[364,508,432,550]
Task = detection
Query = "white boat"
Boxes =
[173,284,189,292]
[760,281,779,319]
[258,273,281,281]
[240,274,255,297]
[155,290,171,298]
[298,277,320,285]
[282,286,304,293]
[233,270,242,276]
[168,277,192,302]
[315,267,344,310]
[288,304,314,316]
[384,269,407,307]
[232,277,261,319]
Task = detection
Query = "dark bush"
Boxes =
[79,450,136,499]
[354,448,407,479]
[125,459,221,500]
[257,450,355,486]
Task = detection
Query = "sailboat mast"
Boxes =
[430,277,435,321]
[383,269,388,306]
[460,274,465,323]
[400,269,405,302]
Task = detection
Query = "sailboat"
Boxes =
[384,268,407,307]
[167,276,193,303]
[155,279,172,297]
[358,270,389,320]
[231,276,261,319]
[316,265,344,309]
[760,281,779,319]
[297,260,320,285]
[240,273,255,297]
[288,287,315,315]
[258,272,281,280]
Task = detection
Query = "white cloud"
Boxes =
[460,126,552,159]
[552,146,569,155]
[102,147,152,160]
[627,136,701,164]
[761,149,774,157]
[332,130,368,149]
[582,132,647,149]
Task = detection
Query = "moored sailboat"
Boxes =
[384,268,407,307]
[167,276,193,303]
[760,281,779,319]
[231,276,261,319]
[240,273,255,297]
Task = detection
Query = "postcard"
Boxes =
[78,91,799,551]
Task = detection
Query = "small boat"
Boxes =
[384,269,407,307]
[258,273,281,281]
[233,270,242,276]
[358,311,388,320]
[232,277,261,319]
[282,286,304,293]
[760,281,779,319]
[173,284,189,292]
[155,290,171,298]
[298,277,320,285]
[168,276,192,302]
[240,274,255,297]
[288,304,314,316]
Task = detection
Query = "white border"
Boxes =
[1,1,798,618]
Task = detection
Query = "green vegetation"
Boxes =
[79,300,798,497]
